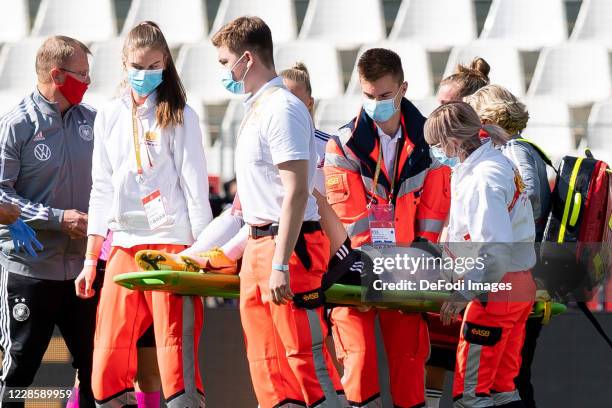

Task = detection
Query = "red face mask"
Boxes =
[56,72,88,105]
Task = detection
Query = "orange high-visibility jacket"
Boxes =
[324,98,451,247]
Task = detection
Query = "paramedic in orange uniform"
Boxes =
[212,17,345,408]
[426,56,492,408]
[324,48,451,408]
[425,102,536,408]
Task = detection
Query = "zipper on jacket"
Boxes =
[62,112,72,281]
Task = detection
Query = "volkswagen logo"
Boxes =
[34,143,52,162]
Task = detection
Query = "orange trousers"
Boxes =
[92,245,205,408]
[240,230,346,408]
[453,271,535,408]
[330,308,430,407]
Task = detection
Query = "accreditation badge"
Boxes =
[368,203,396,246]
[141,190,169,230]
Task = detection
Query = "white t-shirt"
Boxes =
[235,77,319,226]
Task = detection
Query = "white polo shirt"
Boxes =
[235,77,319,226]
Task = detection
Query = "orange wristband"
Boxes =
[86,251,99,260]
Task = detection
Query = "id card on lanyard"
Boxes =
[368,202,396,245]
[132,103,169,230]
[368,143,398,246]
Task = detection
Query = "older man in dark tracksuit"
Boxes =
[0,36,97,408]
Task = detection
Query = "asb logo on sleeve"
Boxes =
[34,143,52,162]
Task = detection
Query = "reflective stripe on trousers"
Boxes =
[492,390,521,405]
[306,309,346,408]
[454,344,494,408]
[166,296,205,408]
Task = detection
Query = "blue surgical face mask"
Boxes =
[431,145,459,168]
[128,68,163,97]
[221,54,250,95]
[362,87,402,122]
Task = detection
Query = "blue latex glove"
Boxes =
[8,219,43,257]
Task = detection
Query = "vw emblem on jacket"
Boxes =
[34,143,52,162]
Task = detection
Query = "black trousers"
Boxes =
[0,269,103,408]
[514,318,543,408]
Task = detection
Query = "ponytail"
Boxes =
[481,123,512,146]
[440,57,491,99]
[279,61,312,96]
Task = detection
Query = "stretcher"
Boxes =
[114,270,566,321]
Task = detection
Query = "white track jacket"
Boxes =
[88,91,212,248]
[445,141,536,299]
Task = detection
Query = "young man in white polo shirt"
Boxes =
[212,17,345,408]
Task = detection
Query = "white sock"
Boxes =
[426,388,443,408]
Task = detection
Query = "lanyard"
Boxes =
[131,102,153,183]
[371,139,401,204]
[369,116,409,205]
[131,103,144,181]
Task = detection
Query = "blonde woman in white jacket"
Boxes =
[424,102,536,408]
[74,22,212,408]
